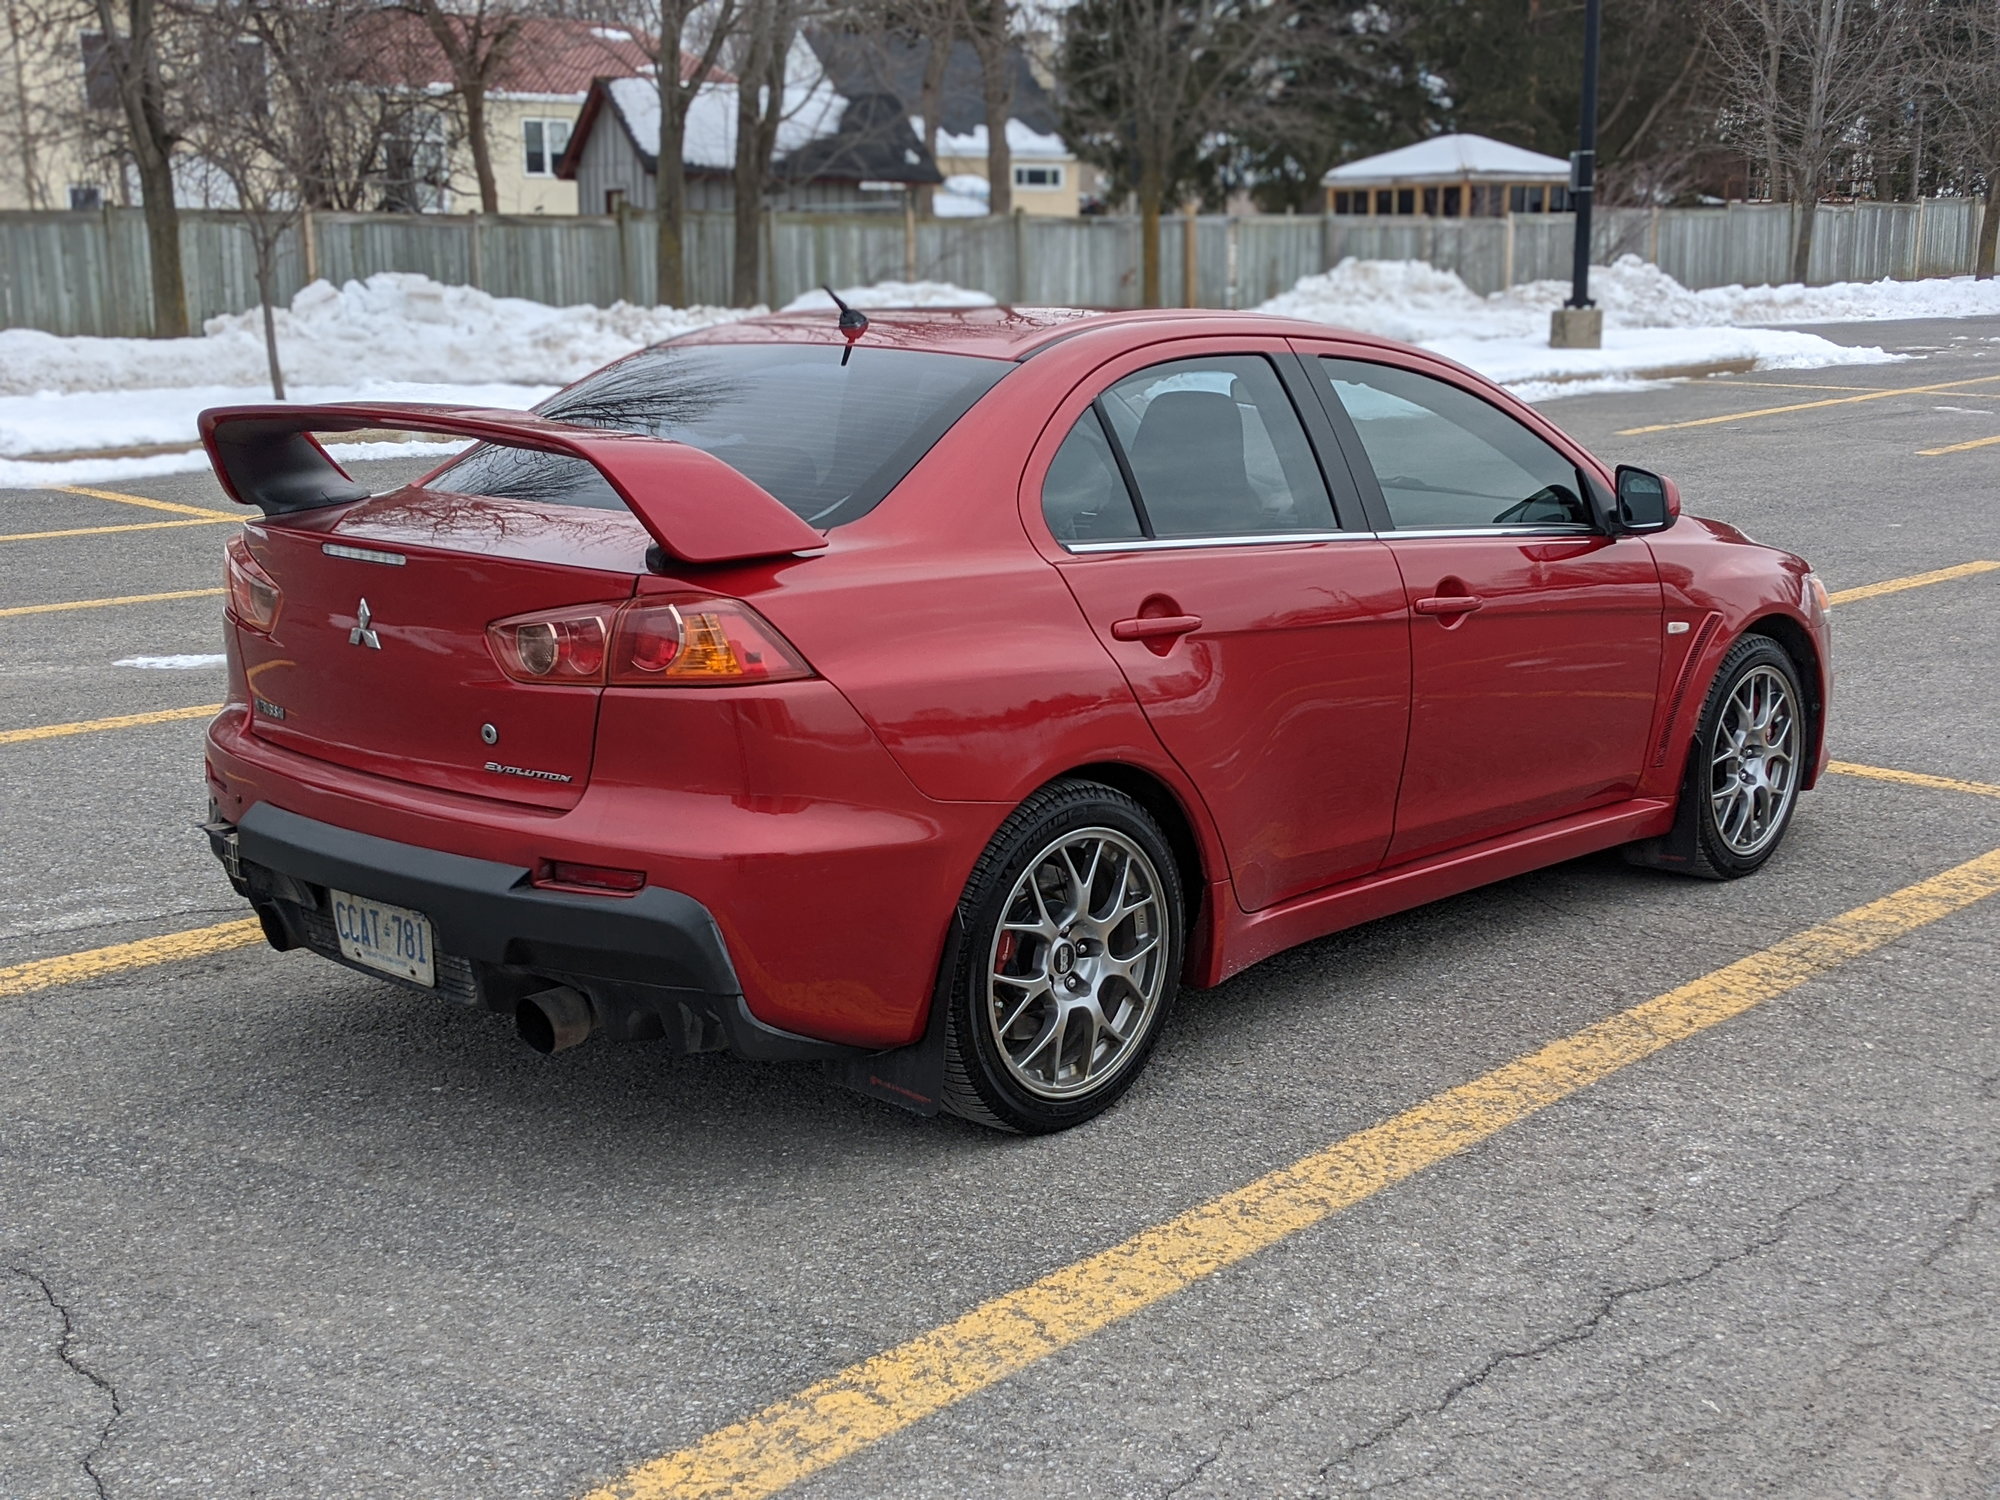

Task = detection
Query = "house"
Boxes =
[808,32,1087,216]
[1323,134,1574,217]
[0,9,122,209]
[367,15,662,215]
[558,57,940,216]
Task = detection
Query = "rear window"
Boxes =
[427,342,1009,529]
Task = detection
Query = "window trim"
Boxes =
[1068,530,1369,554]
[1012,163,1064,190]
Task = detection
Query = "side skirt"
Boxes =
[1208,797,1677,985]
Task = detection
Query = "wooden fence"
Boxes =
[0,199,1985,337]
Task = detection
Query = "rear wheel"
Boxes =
[1681,635,1807,879]
[940,780,1183,1133]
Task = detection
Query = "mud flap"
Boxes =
[825,911,964,1117]
[1622,733,1705,873]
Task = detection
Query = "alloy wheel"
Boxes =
[1708,663,1800,858]
[986,827,1169,1100]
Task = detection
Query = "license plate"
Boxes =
[329,889,436,987]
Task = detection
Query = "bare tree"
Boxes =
[960,0,1009,214]
[237,0,424,212]
[1930,0,2000,276]
[910,1,952,214]
[1708,0,1915,281]
[74,0,193,333]
[730,0,808,304]
[398,0,532,213]
[177,3,294,394]
[582,0,741,305]
[1058,0,1296,305]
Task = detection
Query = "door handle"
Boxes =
[1111,613,1202,641]
[1413,595,1484,616]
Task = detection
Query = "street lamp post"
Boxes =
[1550,0,1603,349]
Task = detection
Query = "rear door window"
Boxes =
[429,343,1009,529]
[1093,356,1336,539]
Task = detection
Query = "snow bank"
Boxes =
[0,381,556,458]
[1253,255,1964,392]
[1261,253,2000,338]
[780,281,997,311]
[0,272,756,397]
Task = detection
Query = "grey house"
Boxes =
[559,74,941,214]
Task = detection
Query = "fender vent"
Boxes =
[1652,611,1724,767]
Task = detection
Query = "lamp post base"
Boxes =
[1550,306,1603,349]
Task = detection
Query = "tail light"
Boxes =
[486,594,810,687]
[224,535,282,633]
[487,603,610,682]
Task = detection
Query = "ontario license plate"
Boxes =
[330,889,436,987]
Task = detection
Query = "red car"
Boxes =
[200,306,1831,1133]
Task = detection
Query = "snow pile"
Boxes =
[0,272,757,397]
[781,281,997,311]
[0,381,559,458]
[1262,253,2000,337]
[1255,255,1957,393]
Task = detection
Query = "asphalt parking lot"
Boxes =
[3,315,1998,1500]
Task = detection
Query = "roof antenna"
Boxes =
[823,284,868,365]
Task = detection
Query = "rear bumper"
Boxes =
[207,801,858,1064]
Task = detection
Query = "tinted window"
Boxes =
[429,343,1009,529]
[1319,358,1592,531]
[1042,408,1144,543]
[1097,356,1335,538]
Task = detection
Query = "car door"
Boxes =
[1300,347,1664,865]
[1028,341,1412,913]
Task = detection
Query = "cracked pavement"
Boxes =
[2,316,1998,1497]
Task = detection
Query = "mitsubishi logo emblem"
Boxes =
[348,598,381,650]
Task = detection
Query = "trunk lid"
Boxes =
[236,491,653,810]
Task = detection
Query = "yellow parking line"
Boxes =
[1617,373,2000,436]
[1707,379,1892,393]
[0,703,220,746]
[1825,560,2000,606]
[1830,761,2000,801]
[0,517,238,543]
[0,919,263,1000]
[0,587,225,619]
[53,484,238,520]
[582,846,2000,1500]
[1918,433,2000,457]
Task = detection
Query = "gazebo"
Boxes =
[1323,134,1573,218]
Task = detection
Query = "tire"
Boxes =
[1676,634,1809,879]
[939,779,1184,1133]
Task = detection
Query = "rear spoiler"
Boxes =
[197,402,828,566]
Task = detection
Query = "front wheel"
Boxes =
[940,780,1184,1133]
[1682,635,1808,878]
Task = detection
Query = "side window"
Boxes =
[1097,356,1336,539]
[1319,358,1592,532]
[1041,408,1144,543]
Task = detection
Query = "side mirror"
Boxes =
[1613,466,1679,533]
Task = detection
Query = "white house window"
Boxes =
[1013,164,1063,190]
[523,117,572,177]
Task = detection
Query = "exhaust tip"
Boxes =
[516,986,593,1055]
